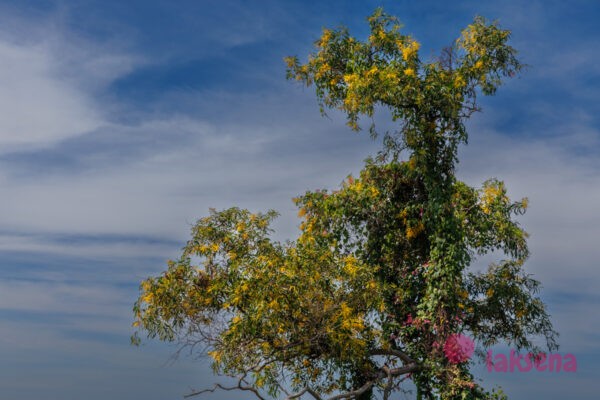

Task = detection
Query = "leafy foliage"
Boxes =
[133,9,557,400]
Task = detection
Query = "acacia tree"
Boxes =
[133,9,557,400]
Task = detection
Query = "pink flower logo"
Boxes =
[444,334,474,364]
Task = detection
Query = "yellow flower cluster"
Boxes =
[208,350,222,363]
[400,39,420,61]
[404,68,415,77]
[284,56,296,69]
[343,255,359,277]
[454,75,466,89]
[343,73,359,87]
[320,29,332,46]
[339,302,365,331]
[365,65,379,78]
[315,62,330,79]
[368,29,387,44]
[406,222,424,239]
[141,292,153,303]
[343,91,360,111]
[381,69,399,85]
[459,23,488,57]
[480,184,505,214]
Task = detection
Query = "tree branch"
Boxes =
[325,379,377,400]
[369,347,416,366]
[285,387,323,400]
[382,366,394,400]
[184,374,267,400]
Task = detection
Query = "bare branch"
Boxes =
[385,363,419,376]
[285,387,323,400]
[369,347,415,365]
[285,387,309,399]
[382,365,394,400]
[326,379,377,400]
[184,374,267,400]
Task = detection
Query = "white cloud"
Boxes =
[458,126,600,292]
[0,232,177,261]
[0,111,371,239]
[0,39,101,150]
[0,279,124,316]
[0,9,140,153]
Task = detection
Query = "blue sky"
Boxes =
[0,1,598,399]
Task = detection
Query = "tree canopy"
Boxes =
[133,9,557,400]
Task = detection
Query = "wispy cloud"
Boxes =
[0,5,141,153]
[0,38,101,151]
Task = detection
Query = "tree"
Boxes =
[133,9,557,400]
